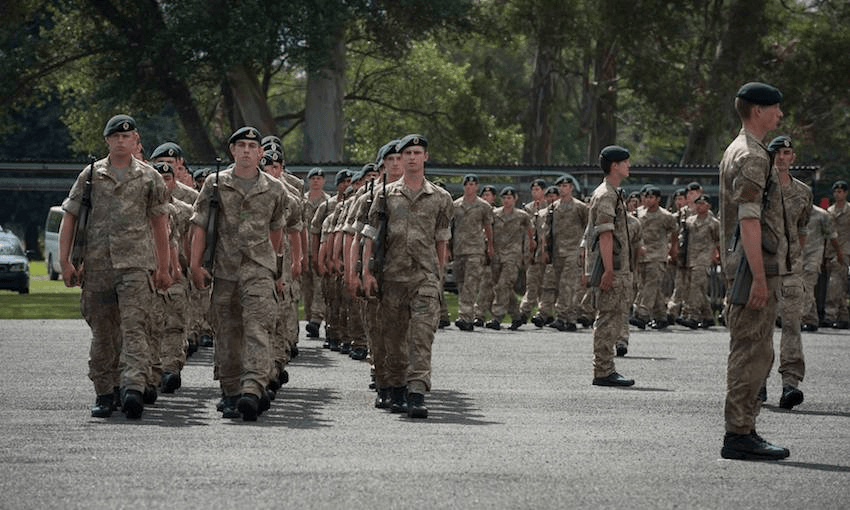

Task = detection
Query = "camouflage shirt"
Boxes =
[587,178,631,274]
[62,156,169,271]
[543,196,588,258]
[452,196,493,256]
[781,176,812,273]
[191,168,288,279]
[803,205,836,272]
[719,128,789,277]
[685,213,720,268]
[492,207,532,261]
[637,206,677,263]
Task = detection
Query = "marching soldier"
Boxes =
[302,167,330,337]
[452,174,494,331]
[678,194,720,329]
[824,180,850,329]
[519,179,548,326]
[632,186,678,329]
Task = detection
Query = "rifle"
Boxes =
[70,156,96,283]
[677,211,689,266]
[546,203,555,263]
[368,173,389,298]
[201,157,222,278]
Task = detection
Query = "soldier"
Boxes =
[632,186,678,329]
[485,187,533,330]
[801,205,840,331]
[678,194,720,329]
[543,174,589,332]
[302,167,330,337]
[474,185,498,326]
[586,145,635,387]
[762,136,812,410]
[718,82,789,460]
[151,162,194,395]
[59,114,172,419]
[824,180,850,329]
[189,126,289,422]
[519,179,549,325]
[361,134,453,418]
[452,174,494,331]
[533,186,562,326]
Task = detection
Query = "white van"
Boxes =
[44,206,63,280]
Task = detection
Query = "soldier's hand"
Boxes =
[153,267,172,291]
[191,266,211,290]
[600,269,615,291]
[362,274,378,298]
[747,276,769,310]
[301,257,309,275]
[580,273,588,288]
[275,278,285,294]
[291,259,302,280]
[61,262,82,288]
[346,275,360,298]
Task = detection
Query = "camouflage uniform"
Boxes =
[519,200,548,318]
[191,168,288,399]
[63,156,169,396]
[302,191,330,325]
[634,205,677,323]
[776,177,812,387]
[311,196,340,341]
[587,179,632,378]
[719,127,789,435]
[490,206,532,322]
[802,206,836,325]
[681,211,720,324]
[452,196,494,322]
[542,197,588,325]
[366,179,453,393]
[824,200,850,324]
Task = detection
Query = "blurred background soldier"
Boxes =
[452,174,494,331]
[519,179,548,327]
[632,186,678,329]
[824,180,850,329]
[302,167,329,338]
[486,187,532,330]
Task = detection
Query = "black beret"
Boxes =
[480,185,496,195]
[152,162,174,175]
[627,191,641,200]
[768,135,793,153]
[554,173,577,187]
[500,186,517,197]
[361,162,378,175]
[674,188,687,197]
[530,178,547,189]
[262,150,283,165]
[228,126,262,145]
[150,142,183,160]
[687,181,702,191]
[193,168,209,180]
[545,185,560,196]
[334,169,352,186]
[599,145,630,162]
[644,186,662,197]
[694,194,710,204]
[832,180,848,191]
[307,167,325,179]
[262,141,285,159]
[736,82,783,106]
[261,135,281,146]
[376,140,401,167]
[396,134,428,152]
[103,114,136,137]
[434,180,448,190]
[351,170,365,183]
[463,174,479,184]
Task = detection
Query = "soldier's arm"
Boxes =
[289,230,302,280]
[740,217,768,309]
[361,237,377,297]
[189,224,210,289]
[58,212,80,287]
[484,224,494,259]
[151,213,173,291]
[599,230,615,291]
[436,240,449,272]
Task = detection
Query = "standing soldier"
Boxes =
[452,174,494,331]
[801,205,840,331]
[59,114,172,419]
[486,187,533,330]
[519,179,549,325]
[586,146,635,387]
[678,195,720,329]
[718,82,789,460]
[533,186,562,326]
[474,185,498,326]
[302,167,329,337]
[824,180,850,329]
[762,136,812,409]
[190,127,288,422]
[543,174,589,332]
[361,134,453,418]
[632,186,678,329]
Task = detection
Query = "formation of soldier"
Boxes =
[58,94,845,456]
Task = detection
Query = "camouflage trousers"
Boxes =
[491,257,521,320]
[634,261,668,321]
[553,254,583,322]
[363,298,387,388]
[682,265,713,322]
[724,276,779,435]
[592,272,632,378]
[188,280,213,341]
[802,269,821,326]
[824,258,849,323]
[475,264,495,320]
[519,262,545,316]
[156,278,189,374]
[82,268,153,395]
[381,274,441,392]
[301,265,325,323]
[211,261,275,397]
[455,254,485,322]
[667,264,688,317]
[271,281,298,377]
[322,273,342,340]
[536,264,560,319]
[777,273,805,387]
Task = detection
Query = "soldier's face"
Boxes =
[481,191,495,205]
[309,175,324,190]
[696,201,710,215]
[774,147,795,171]
[644,195,659,210]
[264,162,282,178]
[530,185,544,201]
[230,140,263,169]
[501,194,516,208]
[105,131,138,157]
[559,182,573,198]
[546,193,559,204]
[834,188,847,202]
[758,104,783,132]
[675,195,686,209]
[401,146,428,174]
[686,189,701,204]
[384,154,404,181]
[161,172,176,192]
[463,181,479,195]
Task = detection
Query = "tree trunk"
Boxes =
[225,64,277,140]
[303,35,345,163]
[587,39,617,163]
[522,44,558,165]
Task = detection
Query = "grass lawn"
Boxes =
[0,262,82,320]
[0,262,461,321]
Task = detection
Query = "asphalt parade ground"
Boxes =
[0,319,848,509]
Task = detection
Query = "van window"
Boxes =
[46,207,63,233]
